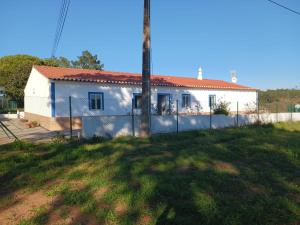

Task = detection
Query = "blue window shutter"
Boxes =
[88,92,92,110]
[101,93,104,110]
[50,82,55,117]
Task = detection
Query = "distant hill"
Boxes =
[259,89,300,112]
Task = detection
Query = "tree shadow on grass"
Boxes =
[104,125,300,225]
[0,124,299,225]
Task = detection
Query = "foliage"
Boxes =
[1,122,300,225]
[259,89,300,112]
[72,50,104,70]
[0,55,49,105]
[43,56,72,68]
[213,101,230,115]
[0,51,104,105]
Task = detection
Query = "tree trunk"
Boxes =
[141,0,151,137]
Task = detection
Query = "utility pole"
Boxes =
[141,0,151,137]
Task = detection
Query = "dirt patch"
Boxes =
[46,205,100,225]
[212,160,240,175]
[114,200,128,216]
[69,180,88,191]
[93,186,110,200]
[0,189,56,225]
[137,215,152,225]
[248,184,268,195]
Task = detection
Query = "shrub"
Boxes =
[213,101,230,116]
[27,121,39,128]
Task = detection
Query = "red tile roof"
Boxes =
[33,65,256,91]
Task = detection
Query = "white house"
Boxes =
[24,65,257,131]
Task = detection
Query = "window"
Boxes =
[133,93,142,109]
[89,92,104,110]
[182,94,191,108]
[209,95,216,108]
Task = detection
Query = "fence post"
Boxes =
[291,104,294,122]
[257,94,260,124]
[209,104,212,129]
[236,101,239,127]
[276,103,279,122]
[69,96,73,139]
[176,100,179,133]
[131,98,135,137]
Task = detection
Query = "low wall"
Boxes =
[24,112,82,131]
[0,112,24,119]
[82,112,300,138]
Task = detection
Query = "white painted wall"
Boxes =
[0,111,24,119]
[54,81,257,117]
[24,68,52,117]
[82,113,300,138]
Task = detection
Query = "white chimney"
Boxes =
[231,70,237,83]
[197,67,203,80]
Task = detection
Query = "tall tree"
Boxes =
[72,50,104,70]
[0,55,43,105]
[44,56,72,68]
[0,55,55,105]
[141,0,151,137]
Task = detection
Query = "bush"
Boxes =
[213,101,230,116]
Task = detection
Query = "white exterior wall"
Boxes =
[54,81,257,117]
[24,68,52,117]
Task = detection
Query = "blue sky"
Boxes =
[0,0,299,90]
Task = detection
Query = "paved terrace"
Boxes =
[0,119,75,145]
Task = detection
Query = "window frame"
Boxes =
[182,94,191,108]
[133,93,142,109]
[157,93,171,115]
[209,95,216,108]
[88,92,104,110]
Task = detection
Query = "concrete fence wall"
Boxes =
[0,111,25,119]
[82,113,300,138]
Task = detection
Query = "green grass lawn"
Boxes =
[0,122,299,225]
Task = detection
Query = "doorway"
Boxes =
[157,94,170,115]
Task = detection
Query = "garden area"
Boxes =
[0,122,299,225]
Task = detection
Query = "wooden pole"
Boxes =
[141,0,151,137]
[176,100,179,133]
[210,104,212,129]
[69,96,73,138]
[132,98,135,137]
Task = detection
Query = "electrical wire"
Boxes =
[52,0,67,57]
[51,0,71,57]
[265,0,300,16]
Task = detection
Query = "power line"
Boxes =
[52,0,67,57]
[51,0,71,57]
[265,0,300,16]
[55,0,71,54]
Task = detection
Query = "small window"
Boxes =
[89,92,104,110]
[133,94,142,109]
[209,95,216,108]
[182,94,191,108]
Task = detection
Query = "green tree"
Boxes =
[0,55,42,104]
[72,50,104,70]
[44,56,72,68]
[0,55,53,105]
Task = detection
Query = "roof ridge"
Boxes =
[33,65,257,90]
[34,65,229,81]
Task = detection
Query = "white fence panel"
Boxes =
[82,113,300,139]
[212,115,236,128]
[82,116,132,138]
[151,115,177,134]
[179,115,210,131]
